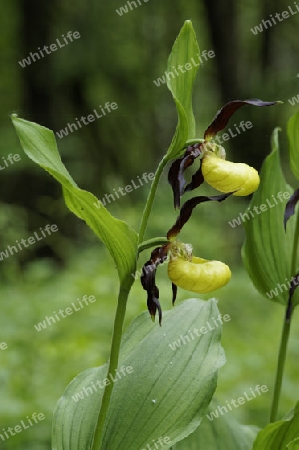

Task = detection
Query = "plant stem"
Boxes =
[270,210,299,422]
[92,286,131,449]
[93,153,171,447]
[138,237,170,254]
[138,155,169,243]
[270,317,291,422]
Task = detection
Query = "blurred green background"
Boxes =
[1,0,299,448]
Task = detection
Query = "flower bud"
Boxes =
[168,255,231,294]
[201,152,260,196]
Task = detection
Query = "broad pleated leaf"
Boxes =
[173,401,259,449]
[242,128,294,306]
[252,401,299,449]
[284,189,299,230]
[165,21,200,160]
[52,298,225,449]
[287,111,299,181]
[11,115,138,286]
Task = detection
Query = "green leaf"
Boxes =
[52,298,225,449]
[173,401,259,450]
[287,438,299,450]
[11,115,138,286]
[242,128,294,306]
[166,20,200,160]
[287,111,299,181]
[252,401,299,450]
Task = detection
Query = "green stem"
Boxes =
[138,237,170,254]
[270,317,291,422]
[92,286,131,449]
[185,138,204,145]
[92,153,170,447]
[269,210,299,422]
[138,155,169,243]
[291,211,299,276]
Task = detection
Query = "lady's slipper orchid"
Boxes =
[168,99,280,208]
[168,243,231,294]
[201,150,260,196]
[141,98,281,325]
[141,238,231,325]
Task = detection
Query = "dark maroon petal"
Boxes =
[140,244,170,325]
[168,143,203,209]
[168,156,186,210]
[171,283,178,305]
[284,189,299,231]
[204,99,280,140]
[147,290,162,326]
[184,165,204,192]
[167,192,232,239]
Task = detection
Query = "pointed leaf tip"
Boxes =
[11,116,138,285]
[165,21,200,160]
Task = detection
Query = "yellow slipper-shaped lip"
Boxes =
[201,152,260,196]
[168,255,231,294]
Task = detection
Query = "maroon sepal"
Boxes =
[204,99,280,140]
[168,143,203,209]
[172,282,178,305]
[184,165,204,192]
[286,271,299,322]
[140,244,170,325]
[167,192,232,240]
[284,189,299,231]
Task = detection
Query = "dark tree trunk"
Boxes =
[20,0,54,126]
[202,0,240,102]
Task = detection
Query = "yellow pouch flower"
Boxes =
[168,255,231,294]
[201,152,260,196]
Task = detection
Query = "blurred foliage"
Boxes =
[1,0,299,448]
[1,202,299,448]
